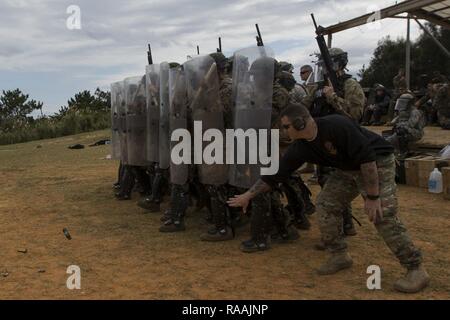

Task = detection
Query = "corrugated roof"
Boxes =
[321,0,450,35]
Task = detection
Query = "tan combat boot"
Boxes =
[393,265,430,293]
[316,252,353,275]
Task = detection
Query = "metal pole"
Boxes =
[414,18,450,58]
[406,14,411,90]
[327,33,333,48]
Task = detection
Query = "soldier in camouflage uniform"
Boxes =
[415,82,437,125]
[241,58,313,252]
[434,83,450,130]
[277,70,307,104]
[386,93,425,155]
[300,48,365,238]
[199,52,235,241]
[278,61,308,103]
[229,103,430,293]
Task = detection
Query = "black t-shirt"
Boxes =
[261,114,394,187]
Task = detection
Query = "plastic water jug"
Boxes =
[428,168,443,193]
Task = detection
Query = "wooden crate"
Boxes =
[443,167,450,200]
[417,157,449,188]
[404,156,425,187]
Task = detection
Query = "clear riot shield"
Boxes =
[116,81,128,164]
[110,81,122,160]
[228,46,275,189]
[169,66,189,185]
[159,62,171,170]
[124,75,148,166]
[184,55,227,185]
[145,64,160,163]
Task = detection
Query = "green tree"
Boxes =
[0,89,43,132]
[359,23,450,89]
[66,88,110,113]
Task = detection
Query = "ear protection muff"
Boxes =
[292,117,306,131]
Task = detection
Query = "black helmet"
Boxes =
[209,52,227,72]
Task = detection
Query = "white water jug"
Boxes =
[428,168,443,193]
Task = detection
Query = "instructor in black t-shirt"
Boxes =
[227,103,429,293]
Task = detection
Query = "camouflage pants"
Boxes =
[438,113,450,129]
[206,184,229,229]
[250,189,288,242]
[168,183,190,220]
[316,154,422,269]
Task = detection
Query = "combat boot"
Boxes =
[159,217,185,232]
[137,197,160,212]
[294,209,311,230]
[316,252,353,275]
[200,226,234,242]
[271,225,299,243]
[240,237,270,253]
[115,192,131,200]
[393,265,430,293]
[343,214,357,236]
[314,241,327,251]
[160,209,172,222]
[304,201,316,216]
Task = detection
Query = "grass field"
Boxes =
[0,129,449,299]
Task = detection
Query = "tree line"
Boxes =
[358,23,450,90]
[0,88,111,145]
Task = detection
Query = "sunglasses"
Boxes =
[300,71,310,74]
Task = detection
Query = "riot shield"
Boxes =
[124,75,149,166]
[145,64,160,163]
[159,62,171,170]
[169,66,189,185]
[184,55,227,185]
[228,46,275,189]
[110,81,122,160]
[116,81,128,164]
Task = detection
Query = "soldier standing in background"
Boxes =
[387,93,425,156]
[300,48,365,240]
[434,82,450,130]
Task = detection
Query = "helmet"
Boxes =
[277,71,296,91]
[326,47,348,70]
[374,84,386,93]
[209,52,227,72]
[278,61,294,73]
[394,93,415,112]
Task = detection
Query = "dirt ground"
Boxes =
[0,129,449,300]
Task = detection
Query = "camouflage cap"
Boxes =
[169,62,180,69]
[277,71,296,91]
[278,61,294,73]
[323,47,348,69]
[209,52,227,71]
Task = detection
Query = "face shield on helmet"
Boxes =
[313,62,325,83]
[394,95,414,112]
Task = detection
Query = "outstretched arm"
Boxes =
[227,179,272,213]
[360,161,383,224]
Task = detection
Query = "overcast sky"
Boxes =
[0,0,422,115]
